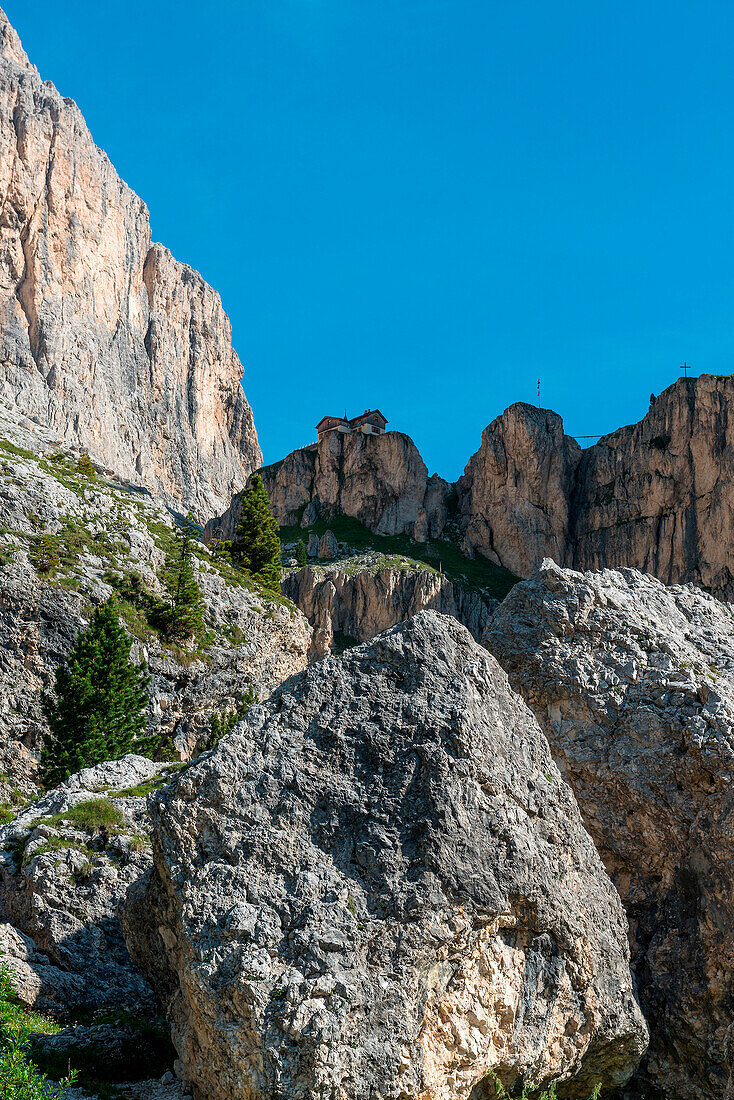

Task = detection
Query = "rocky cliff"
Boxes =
[456,404,581,577]
[125,611,647,1100]
[217,428,450,540]
[455,376,734,593]
[570,375,734,593]
[227,376,734,598]
[486,560,734,1099]
[0,9,260,519]
[282,556,496,657]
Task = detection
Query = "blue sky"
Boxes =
[8,1,733,480]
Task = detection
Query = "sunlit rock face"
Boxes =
[0,8,260,519]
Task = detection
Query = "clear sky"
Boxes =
[7,1,733,480]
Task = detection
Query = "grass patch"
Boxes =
[112,778,167,799]
[281,514,518,599]
[29,517,127,580]
[26,838,95,866]
[0,438,34,461]
[41,798,124,832]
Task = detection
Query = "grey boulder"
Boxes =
[124,611,647,1100]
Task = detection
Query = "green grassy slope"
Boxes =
[280,514,518,601]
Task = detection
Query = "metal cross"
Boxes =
[680,361,693,378]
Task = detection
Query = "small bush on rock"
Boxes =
[42,598,151,784]
[75,452,96,478]
[209,683,258,746]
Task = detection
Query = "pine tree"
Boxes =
[231,474,282,591]
[295,539,307,568]
[42,599,150,785]
[160,515,206,641]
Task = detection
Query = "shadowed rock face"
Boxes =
[0,9,260,519]
[486,560,734,1100]
[282,560,496,658]
[124,611,647,1100]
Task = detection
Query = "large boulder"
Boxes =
[124,611,647,1100]
[485,560,734,1099]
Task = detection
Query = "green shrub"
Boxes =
[231,474,282,592]
[75,452,96,478]
[0,964,75,1098]
[294,539,308,568]
[489,1074,601,1100]
[42,599,151,784]
[209,684,258,746]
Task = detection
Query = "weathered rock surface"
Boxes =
[486,560,734,1099]
[456,404,581,577]
[570,375,734,595]
[125,611,647,1100]
[282,556,496,658]
[0,9,260,519]
[209,430,451,541]
[0,406,310,789]
[220,376,734,598]
[0,754,170,1017]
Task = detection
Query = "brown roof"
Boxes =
[348,409,388,426]
[315,415,348,430]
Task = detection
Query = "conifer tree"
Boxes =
[231,474,282,591]
[42,599,150,784]
[295,539,307,568]
[160,515,206,641]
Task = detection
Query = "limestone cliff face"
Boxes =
[252,429,449,539]
[248,377,734,599]
[282,559,496,657]
[456,404,581,577]
[0,9,260,519]
[571,375,734,594]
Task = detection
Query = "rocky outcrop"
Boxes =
[125,611,647,1100]
[209,429,450,541]
[282,557,496,657]
[0,10,260,519]
[457,404,581,577]
[218,376,734,598]
[570,375,734,595]
[0,754,169,1017]
[0,406,310,789]
[485,560,734,1099]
